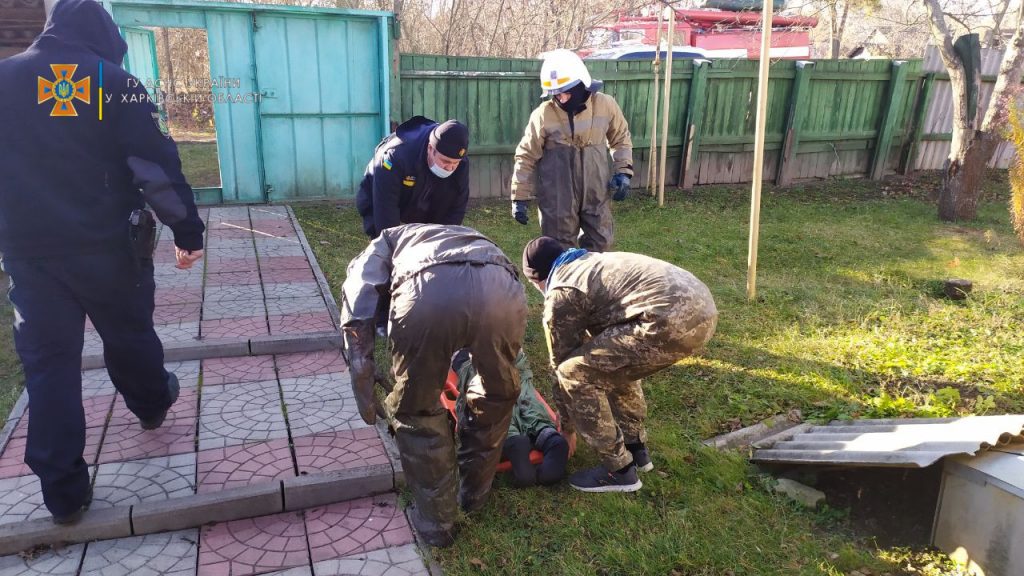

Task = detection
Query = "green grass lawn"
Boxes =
[294,176,1023,576]
[178,141,221,189]
[0,271,22,421]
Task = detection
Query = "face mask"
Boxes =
[430,164,454,179]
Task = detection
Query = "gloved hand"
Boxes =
[512,200,529,225]
[342,323,382,425]
[609,173,631,201]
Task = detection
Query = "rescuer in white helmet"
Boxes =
[510,49,634,252]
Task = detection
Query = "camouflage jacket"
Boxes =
[542,252,716,366]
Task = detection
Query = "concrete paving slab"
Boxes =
[275,350,347,379]
[250,224,296,237]
[204,284,265,303]
[264,567,313,576]
[110,390,198,428]
[209,207,252,220]
[160,341,251,365]
[154,322,201,344]
[204,270,261,286]
[17,394,113,432]
[263,283,322,300]
[293,429,389,476]
[269,313,336,335]
[0,426,103,479]
[207,228,256,240]
[0,475,47,524]
[81,368,116,399]
[92,453,196,508]
[204,248,256,260]
[98,421,196,464]
[197,510,308,576]
[201,317,269,339]
[253,236,302,248]
[250,206,289,218]
[199,381,288,449]
[257,244,307,258]
[282,465,393,513]
[249,334,341,356]
[202,356,277,386]
[0,505,133,556]
[312,544,429,576]
[131,482,283,536]
[262,267,317,284]
[79,529,198,576]
[206,258,259,274]
[155,286,203,306]
[375,422,405,489]
[202,298,266,321]
[153,303,202,325]
[305,495,413,563]
[0,542,85,575]
[260,256,310,270]
[265,297,329,317]
[206,238,257,251]
[197,439,295,493]
[279,374,347,402]
[282,391,363,437]
[153,273,204,289]
[82,330,103,355]
[166,360,202,385]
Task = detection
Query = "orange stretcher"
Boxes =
[440,368,562,473]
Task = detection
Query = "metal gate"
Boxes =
[108,0,394,204]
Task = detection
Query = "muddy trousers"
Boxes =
[2,253,173,517]
[553,318,713,471]
[385,262,527,534]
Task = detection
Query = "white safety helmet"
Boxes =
[539,49,601,97]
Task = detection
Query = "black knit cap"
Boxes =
[522,237,565,282]
[429,120,470,159]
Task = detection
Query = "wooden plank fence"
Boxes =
[397,52,1013,199]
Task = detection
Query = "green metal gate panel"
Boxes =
[206,13,262,203]
[253,14,384,201]
[121,26,158,89]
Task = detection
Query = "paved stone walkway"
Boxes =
[0,207,432,576]
[82,206,338,361]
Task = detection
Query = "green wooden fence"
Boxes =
[397,54,929,198]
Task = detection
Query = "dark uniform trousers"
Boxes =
[3,251,172,516]
[385,262,527,532]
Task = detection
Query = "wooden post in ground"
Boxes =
[648,8,664,197]
[680,59,710,190]
[657,8,675,207]
[775,60,814,186]
[870,60,909,180]
[899,71,936,175]
[746,0,773,301]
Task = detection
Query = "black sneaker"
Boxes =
[568,464,642,493]
[52,486,93,526]
[140,372,180,431]
[627,443,654,473]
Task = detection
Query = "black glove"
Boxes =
[342,323,381,425]
[512,200,529,225]
[609,173,631,202]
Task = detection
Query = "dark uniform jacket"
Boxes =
[340,224,516,331]
[355,116,469,238]
[0,0,204,259]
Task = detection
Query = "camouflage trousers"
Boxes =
[553,307,717,471]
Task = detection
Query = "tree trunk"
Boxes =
[938,131,1000,221]
[829,3,840,59]
[160,27,176,97]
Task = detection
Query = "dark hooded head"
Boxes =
[35,0,128,63]
[522,236,565,283]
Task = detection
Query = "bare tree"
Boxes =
[921,0,1024,221]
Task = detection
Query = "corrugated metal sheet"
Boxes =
[751,415,1024,468]
[917,45,1020,171]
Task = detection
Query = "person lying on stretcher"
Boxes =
[446,349,571,487]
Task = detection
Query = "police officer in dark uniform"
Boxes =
[0,0,205,524]
[356,116,471,239]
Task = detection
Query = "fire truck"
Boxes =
[583,5,819,60]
